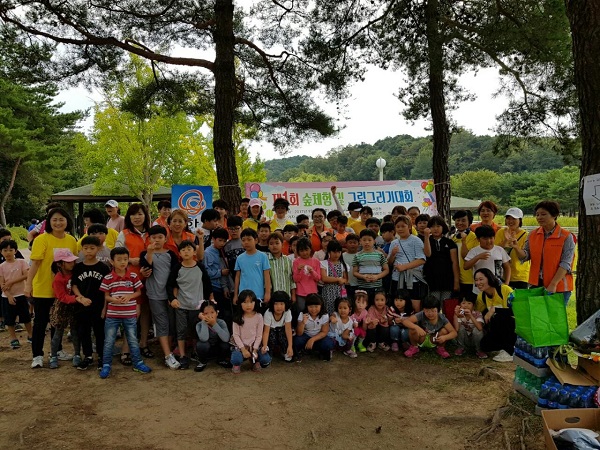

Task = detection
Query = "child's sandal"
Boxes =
[140,347,154,358]
[120,353,132,366]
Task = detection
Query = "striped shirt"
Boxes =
[352,251,387,289]
[268,253,296,296]
[100,269,142,319]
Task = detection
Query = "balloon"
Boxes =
[425,184,434,193]
[250,191,258,198]
[249,183,260,192]
[421,182,428,189]
[258,190,264,198]
[422,202,428,207]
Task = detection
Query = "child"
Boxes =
[463,225,512,294]
[0,240,32,348]
[287,236,299,263]
[256,222,271,253]
[403,295,457,359]
[452,210,478,302]
[293,293,334,361]
[231,289,271,373]
[423,215,460,302]
[334,215,349,247]
[292,237,321,313]
[282,224,298,256]
[379,222,396,294]
[140,225,180,369]
[328,297,356,358]
[204,227,233,328]
[78,224,112,266]
[320,240,349,315]
[224,215,244,289]
[453,297,486,358]
[212,199,229,229]
[234,228,271,306]
[260,290,293,362]
[50,249,81,369]
[350,206,372,235]
[415,214,431,241]
[342,234,360,299]
[296,214,310,227]
[195,301,231,372]
[366,217,385,249]
[238,198,250,220]
[268,233,296,302]
[105,200,125,232]
[350,290,369,352]
[313,232,333,261]
[200,208,221,249]
[352,229,389,301]
[388,215,426,311]
[152,200,172,228]
[297,223,309,238]
[242,199,264,231]
[388,289,414,352]
[99,247,152,379]
[167,240,214,370]
[71,236,111,369]
[365,290,391,352]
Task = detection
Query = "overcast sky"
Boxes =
[56,65,509,162]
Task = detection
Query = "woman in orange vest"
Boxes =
[115,203,153,363]
[471,201,501,233]
[309,208,333,253]
[513,201,575,305]
[164,209,205,261]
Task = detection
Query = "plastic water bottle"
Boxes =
[547,387,559,409]
[558,388,571,409]
[538,383,550,407]
[569,391,580,409]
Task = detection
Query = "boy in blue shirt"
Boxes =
[204,227,232,328]
[233,229,271,307]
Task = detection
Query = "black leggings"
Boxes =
[365,325,391,346]
[32,297,57,357]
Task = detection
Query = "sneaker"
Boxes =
[99,365,111,379]
[164,353,181,370]
[252,361,262,372]
[284,354,293,362]
[476,351,489,359]
[10,339,20,349]
[31,356,43,369]
[97,360,103,370]
[77,357,94,370]
[493,349,513,362]
[356,341,367,353]
[14,323,25,332]
[72,355,82,367]
[323,350,333,362]
[217,360,233,369]
[391,342,399,352]
[194,362,207,372]
[404,345,420,358]
[179,356,190,370]
[435,346,451,359]
[57,350,73,361]
[378,343,391,352]
[454,347,465,356]
[344,349,358,358]
[232,365,241,374]
[367,343,376,353]
[49,356,59,369]
[133,363,152,374]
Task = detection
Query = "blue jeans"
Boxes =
[293,333,334,358]
[103,317,143,367]
[230,348,272,367]
[389,325,409,343]
[563,291,572,306]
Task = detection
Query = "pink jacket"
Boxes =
[292,257,321,296]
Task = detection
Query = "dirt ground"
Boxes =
[0,329,545,450]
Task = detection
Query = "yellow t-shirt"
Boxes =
[495,227,530,283]
[30,233,78,298]
[453,231,479,284]
[242,218,259,231]
[76,227,119,252]
[270,219,294,232]
[476,284,514,312]
[350,221,366,235]
[347,216,361,229]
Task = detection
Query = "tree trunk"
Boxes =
[566,1,600,323]
[212,0,242,211]
[0,157,21,227]
[425,0,452,224]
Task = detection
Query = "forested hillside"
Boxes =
[264,132,580,215]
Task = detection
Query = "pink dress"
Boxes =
[351,309,368,339]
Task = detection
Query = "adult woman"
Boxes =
[270,198,294,231]
[115,204,153,362]
[495,207,530,290]
[25,207,78,368]
[164,209,204,261]
[309,208,333,253]
[423,216,459,302]
[514,201,575,305]
[474,268,515,363]
[242,198,263,231]
[470,201,500,233]
[391,205,408,224]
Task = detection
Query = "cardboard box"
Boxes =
[542,408,600,449]
[579,357,600,384]
[547,358,597,386]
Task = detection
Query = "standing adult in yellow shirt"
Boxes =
[495,208,530,290]
[453,210,479,302]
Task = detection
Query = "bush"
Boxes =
[7,226,29,248]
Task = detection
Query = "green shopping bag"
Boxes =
[511,287,569,347]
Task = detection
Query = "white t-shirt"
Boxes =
[329,312,354,337]
[456,310,484,334]
[264,309,292,328]
[298,312,330,337]
[464,245,511,293]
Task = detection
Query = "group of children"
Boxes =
[0,194,524,377]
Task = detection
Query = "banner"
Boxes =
[245,180,436,220]
[171,185,213,231]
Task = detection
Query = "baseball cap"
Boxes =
[273,198,290,210]
[105,200,118,208]
[505,207,523,219]
[53,248,78,262]
[248,198,262,207]
[348,201,363,212]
